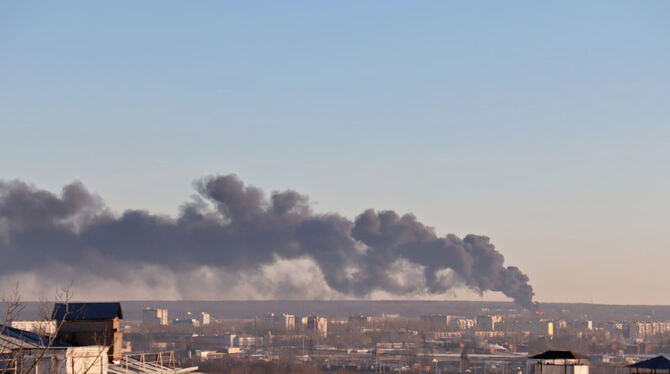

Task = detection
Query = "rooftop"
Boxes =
[52,302,123,321]
[0,324,69,351]
[530,351,588,361]
[628,356,670,370]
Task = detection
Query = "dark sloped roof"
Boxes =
[628,356,670,370]
[52,302,123,321]
[0,325,70,348]
[531,351,589,360]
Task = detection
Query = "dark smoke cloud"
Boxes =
[0,175,535,308]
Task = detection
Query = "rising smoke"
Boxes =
[0,175,535,308]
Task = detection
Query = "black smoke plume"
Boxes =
[0,175,535,308]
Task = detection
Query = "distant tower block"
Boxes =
[199,312,211,325]
[306,316,328,338]
[143,307,169,326]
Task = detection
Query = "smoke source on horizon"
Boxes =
[0,174,535,308]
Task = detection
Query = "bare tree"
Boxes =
[0,283,25,372]
[1,285,108,374]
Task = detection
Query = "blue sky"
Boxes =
[1,1,669,303]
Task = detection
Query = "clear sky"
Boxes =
[1,1,669,304]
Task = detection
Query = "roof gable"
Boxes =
[0,325,70,349]
[531,351,588,360]
[628,356,670,370]
[52,302,123,321]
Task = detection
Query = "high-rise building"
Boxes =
[142,307,169,326]
[476,315,502,331]
[262,313,295,331]
[306,316,328,338]
[449,316,476,331]
[278,313,295,330]
[199,312,211,326]
[222,333,237,347]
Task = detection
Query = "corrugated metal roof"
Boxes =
[52,302,123,321]
[0,324,70,348]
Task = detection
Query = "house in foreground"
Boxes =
[2,302,198,374]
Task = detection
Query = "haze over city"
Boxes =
[1,1,669,306]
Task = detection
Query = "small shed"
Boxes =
[52,302,123,362]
